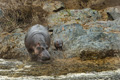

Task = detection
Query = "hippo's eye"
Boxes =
[41,47,44,50]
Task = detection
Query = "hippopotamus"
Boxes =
[24,24,51,62]
[54,39,63,50]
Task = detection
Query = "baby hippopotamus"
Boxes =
[54,39,63,50]
[25,24,50,62]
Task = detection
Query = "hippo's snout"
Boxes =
[59,44,63,47]
[41,56,50,61]
[38,50,51,61]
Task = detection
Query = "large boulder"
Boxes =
[53,23,86,49]
[53,19,120,60]
[47,8,101,27]
[43,1,64,12]
[0,29,28,59]
[106,6,120,20]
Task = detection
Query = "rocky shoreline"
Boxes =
[0,69,119,80]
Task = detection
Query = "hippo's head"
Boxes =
[54,39,63,50]
[33,43,50,61]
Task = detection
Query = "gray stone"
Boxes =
[43,1,64,12]
[53,20,120,59]
[0,8,3,17]
[0,32,28,59]
[107,6,120,20]
[47,8,101,27]
[12,28,23,33]
[53,23,86,50]
[0,27,3,33]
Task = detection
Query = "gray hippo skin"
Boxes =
[25,24,50,61]
[54,39,63,50]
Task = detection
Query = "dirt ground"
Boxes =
[3,56,119,77]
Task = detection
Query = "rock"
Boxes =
[0,27,3,33]
[12,28,24,33]
[0,68,120,80]
[0,27,3,43]
[49,49,64,59]
[53,23,86,50]
[47,8,101,27]
[43,1,64,12]
[0,8,3,17]
[53,20,120,59]
[106,6,120,20]
[0,31,28,59]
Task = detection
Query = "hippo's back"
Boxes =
[27,24,48,36]
[25,24,50,48]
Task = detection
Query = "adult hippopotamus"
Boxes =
[25,24,51,62]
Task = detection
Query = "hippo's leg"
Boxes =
[59,47,63,50]
[56,47,58,50]
[27,49,37,61]
[29,54,38,61]
[55,46,63,50]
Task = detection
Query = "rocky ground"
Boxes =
[0,0,120,80]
